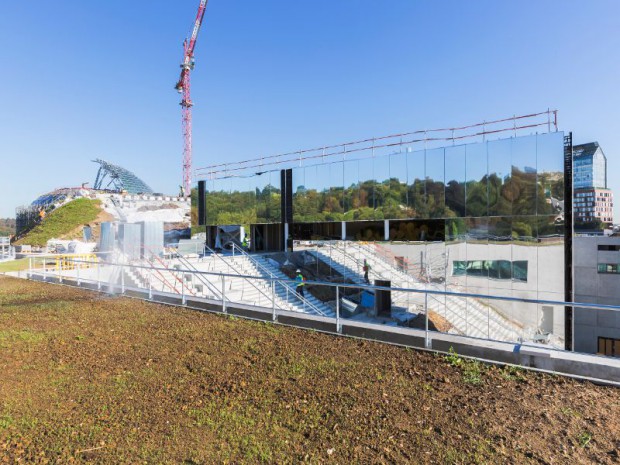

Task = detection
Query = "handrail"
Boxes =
[174,253,228,301]
[230,243,329,316]
[204,244,287,311]
[146,249,196,296]
[38,256,620,313]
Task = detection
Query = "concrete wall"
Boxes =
[574,236,620,354]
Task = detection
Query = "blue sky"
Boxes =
[0,0,619,218]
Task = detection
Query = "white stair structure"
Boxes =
[308,241,522,342]
[136,245,335,318]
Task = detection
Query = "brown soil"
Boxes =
[405,310,454,333]
[61,209,114,243]
[0,276,618,464]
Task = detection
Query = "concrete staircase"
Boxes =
[182,252,334,317]
[311,242,522,342]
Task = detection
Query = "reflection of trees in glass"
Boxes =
[198,168,563,225]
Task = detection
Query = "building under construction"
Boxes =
[15,160,155,237]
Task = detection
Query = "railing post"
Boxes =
[272,280,276,321]
[181,275,186,305]
[97,262,101,291]
[222,275,227,314]
[77,260,81,286]
[149,277,153,300]
[59,259,63,284]
[336,286,341,333]
[121,265,125,294]
[487,305,490,340]
[465,299,468,337]
[43,258,47,281]
[425,292,430,348]
[28,256,32,279]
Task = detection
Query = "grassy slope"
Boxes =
[0,259,30,273]
[15,198,102,246]
[0,276,619,464]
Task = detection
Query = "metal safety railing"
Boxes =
[230,243,330,316]
[22,254,620,356]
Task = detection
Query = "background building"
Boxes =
[574,236,620,356]
[573,142,613,227]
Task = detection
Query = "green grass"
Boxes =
[16,198,102,246]
[0,258,30,273]
[0,330,46,348]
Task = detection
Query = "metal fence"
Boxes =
[23,254,620,358]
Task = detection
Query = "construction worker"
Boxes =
[241,234,248,250]
[295,269,305,297]
[363,259,371,284]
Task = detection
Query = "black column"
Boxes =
[280,169,293,251]
[564,132,573,351]
[197,180,206,226]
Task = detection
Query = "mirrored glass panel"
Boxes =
[343,159,360,221]
[357,156,375,219]
[292,164,306,223]
[426,148,445,218]
[374,153,391,220]
[298,165,321,223]
[487,138,512,216]
[255,171,280,223]
[486,216,513,296]
[206,177,231,225]
[445,145,466,217]
[388,151,409,219]
[465,142,487,217]
[537,132,565,216]
[464,217,489,296]
[445,218,466,290]
[511,135,537,216]
[326,161,344,221]
[407,148,426,218]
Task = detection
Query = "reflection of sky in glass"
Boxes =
[374,153,390,185]
[426,148,444,184]
[445,145,465,185]
[407,149,424,183]
[488,139,511,182]
[466,142,487,182]
[536,132,564,173]
[389,152,408,186]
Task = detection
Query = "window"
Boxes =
[452,260,528,282]
[598,337,620,358]
[597,264,620,274]
[598,245,620,251]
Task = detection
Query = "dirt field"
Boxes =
[0,275,619,464]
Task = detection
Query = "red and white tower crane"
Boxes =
[175,0,209,198]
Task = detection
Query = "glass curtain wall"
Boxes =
[192,132,565,340]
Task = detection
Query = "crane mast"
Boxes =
[175,0,208,198]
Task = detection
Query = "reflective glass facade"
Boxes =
[574,146,606,189]
[193,132,566,340]
[194,132,564,227]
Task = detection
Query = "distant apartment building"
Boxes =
[573,142,614,226]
